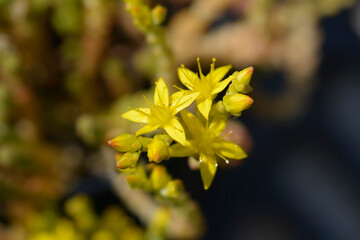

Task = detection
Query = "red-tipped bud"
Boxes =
[151,5,167,25]
[108,133,141,152]
[223,93,254,116]
[231,67,254,94]
[116,151,141,169]
[147,135,170,163]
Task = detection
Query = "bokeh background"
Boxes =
[1,0,360,239]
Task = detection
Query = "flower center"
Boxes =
[150,105,174,127]
[193,77,213,98]
[196,130,216,155]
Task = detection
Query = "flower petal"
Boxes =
[135,124,159,136]
[154,78,169,106]
[164,118,186,145]
[211,75,233,95]
[197,97,212,119]
[169,142,197,157]
[212,139,247,160]
[180,110,204,136]
[178,66,197,90]
[199,153,217,190]
[208,65,232,84]
[209,117,227,137]
[171,91,200,113]
[122,108,150,123]
[170,90,191,105]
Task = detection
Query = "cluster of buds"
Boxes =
[125,1,167,33]
[220,67,254,117]
[108,133,173,171]
[109,58,254,190]
[108,133,184,199]
[126,164,185,200]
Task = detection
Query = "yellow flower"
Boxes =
[175,58,233,119]
[169,110,247,190]
[122,78,199,145]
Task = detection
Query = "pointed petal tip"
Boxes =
[177,137,187,146]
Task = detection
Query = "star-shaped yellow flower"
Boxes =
[175,58,233,119]
[169,110,247,190]
[122,78,199,145]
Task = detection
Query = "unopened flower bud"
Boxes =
[160,179,184,199]
[232,67,254,93]
[126,175,151,190]
[150,166,171,191]
[108,133,141,152]
[115,153,123,162]
[226,83,238,95]
[147,135,170,163]
[116,151,141,169]
[156,134,173,145]
[223,93,253,116]
[151,5,167,25]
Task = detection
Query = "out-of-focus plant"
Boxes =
[23,194,144,240]
[124,0,175,85]
[167,0,355,120]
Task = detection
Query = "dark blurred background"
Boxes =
[190,5,360,240]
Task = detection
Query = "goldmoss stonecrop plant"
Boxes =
[109,58,254,190]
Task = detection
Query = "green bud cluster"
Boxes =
[109,133,173,171]
[109,133,185,200]
[126,164,186,201]
[123,0,174,85]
